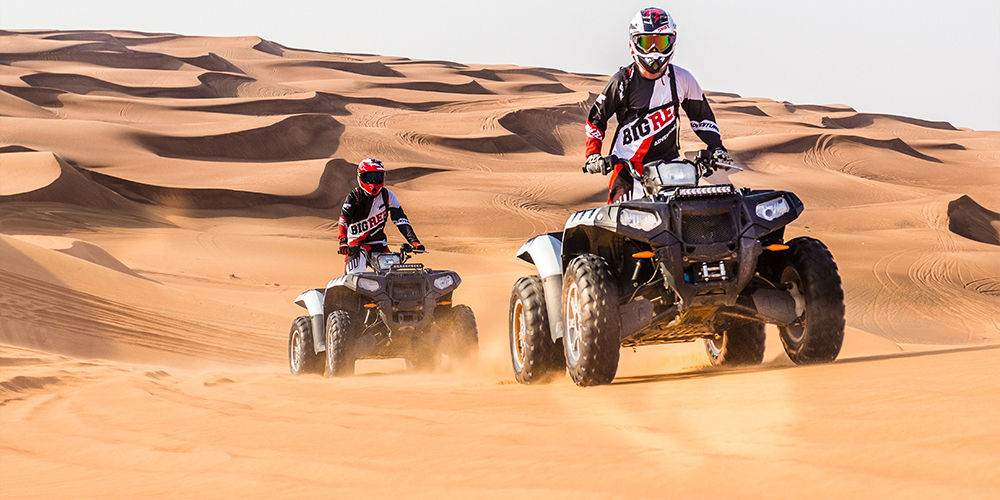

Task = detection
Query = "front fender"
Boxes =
[295,289,325,316]
[294,289,326,354]
[516,234,565,342]
[516,233,563,278]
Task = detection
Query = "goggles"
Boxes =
[633,33,675,54]
[359,171,384,184]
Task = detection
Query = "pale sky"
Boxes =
[2,0,998,130]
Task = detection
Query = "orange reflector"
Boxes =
[632,251,655,258]
[438,301,452,306]
[364,303,377,308]
[766,244,790,251]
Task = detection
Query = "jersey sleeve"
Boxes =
[675,66,724,151]
[386,191,419,244]
[585,67,628,158]
[338,189,358,244]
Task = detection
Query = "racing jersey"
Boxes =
[585,63,724,164]
[338,187,418,252]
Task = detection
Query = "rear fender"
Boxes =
[516,234,565,341]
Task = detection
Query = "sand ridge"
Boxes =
[2,30,1000,499]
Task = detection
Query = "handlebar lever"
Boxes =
[715,162,744,172]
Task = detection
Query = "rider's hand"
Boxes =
[584,154,610,175]
[711,148,733,166]
[412,241,425,252]
[338,244,350,255]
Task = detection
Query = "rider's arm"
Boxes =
[338,189,360,246]
[585,67,628,158]
[385,190,419,244]
[675,67,725,152]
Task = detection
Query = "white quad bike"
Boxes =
[509,150,846,386]
[290,244,478,377]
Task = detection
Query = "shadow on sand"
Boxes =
[611,344,1000,386]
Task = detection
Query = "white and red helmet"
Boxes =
[357,158,385,196]
[629,7,677,75]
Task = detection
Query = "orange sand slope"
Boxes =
[2,30,1000,499]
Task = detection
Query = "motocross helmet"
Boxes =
[629,7,677,75]
[358,158,385,196]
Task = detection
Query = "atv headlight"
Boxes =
[357,277,381,292]
[620,209,661,232]
[433,275,455,290]
[652,161,697,187]
[756,197,790,221]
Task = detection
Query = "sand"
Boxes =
[1,30,999,499]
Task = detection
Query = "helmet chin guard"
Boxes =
[632,51,671,75]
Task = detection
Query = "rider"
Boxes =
[338,158,424,274]
[585,7,733,203]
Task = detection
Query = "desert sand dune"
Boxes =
[2,30,999,499]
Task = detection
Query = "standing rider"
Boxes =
[338,158,424,274]
[585,7,732,203]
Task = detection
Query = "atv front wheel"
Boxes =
[777,237,845,364]
[562,254,621,387]
[443,304,479,366]
[325,310,356,377]
[705,317,766,366]
[509,276,564,384]
[289,316,324,375]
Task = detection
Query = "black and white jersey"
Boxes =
[337,187,418,252]
[585,63,724,164]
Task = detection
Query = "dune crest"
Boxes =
[948,195,1000,246]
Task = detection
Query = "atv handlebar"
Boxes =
[584,150,743,178]
[399,243,428,256]
[693,149,743,176]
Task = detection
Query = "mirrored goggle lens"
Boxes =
[359,172,384,184]
[635,34,673,53]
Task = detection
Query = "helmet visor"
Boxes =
[359,171,384,184]
[633,34,674,54]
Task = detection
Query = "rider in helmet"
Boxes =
[585,7,733,203]
[337,158,424,274]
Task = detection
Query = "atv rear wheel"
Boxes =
[562,254,621,387]
[777,237,845,364]
[705,317,766,366]
[509,276,565,384]
[442,304,479,366]
[289,316,323,375]
[325,310,356,377]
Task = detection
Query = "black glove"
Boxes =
[338,243,350,255]
[583,154,611,175]
[412,241,425,252]
[711,148,733,166]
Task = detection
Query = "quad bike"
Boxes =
[509,150,845,386]
[289,244,478,377]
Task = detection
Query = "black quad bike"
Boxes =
[289,244,478,377]
[509,150,845,386]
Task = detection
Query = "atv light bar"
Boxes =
[676,185,734,198]
[391,263,424,270]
